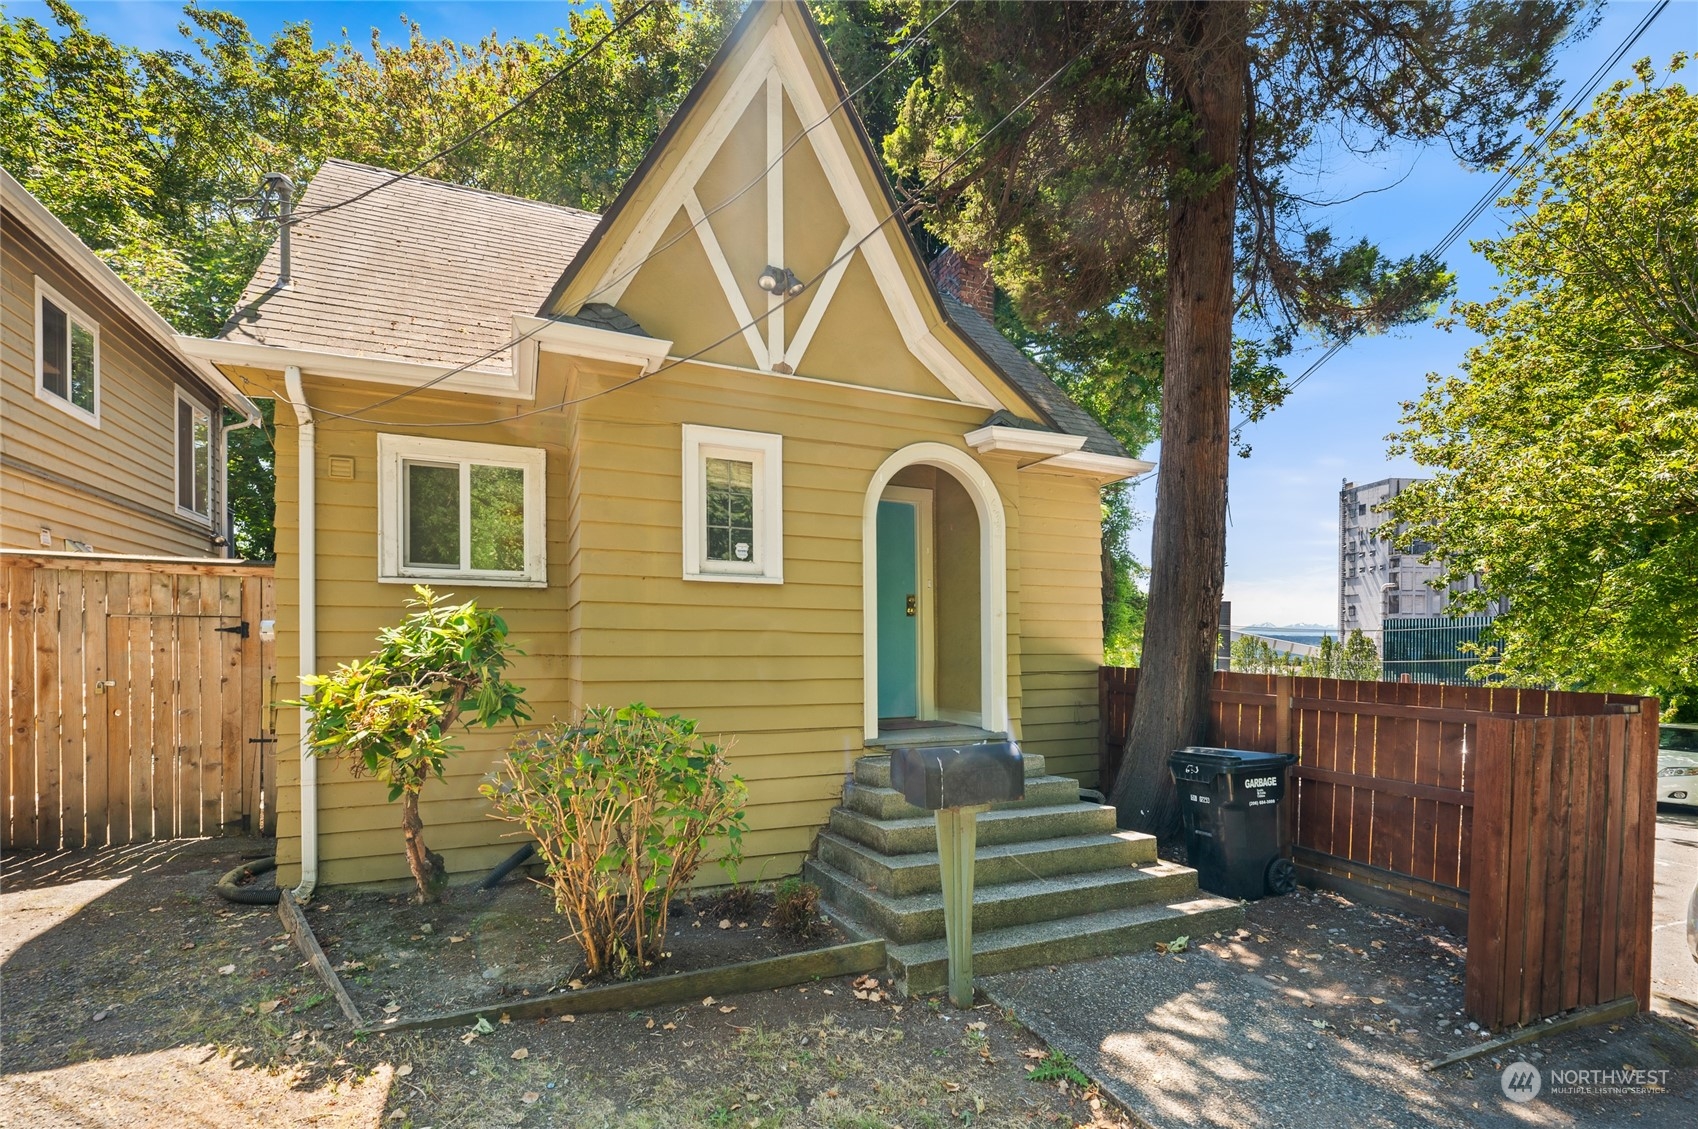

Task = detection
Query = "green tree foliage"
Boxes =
[1231,634,1297,674]
[1232,631,1381,680]
[290,587,530,902]
[1388,58,1698,714]
[884,0,1580,838]
[223,400,274,560]
[1,1,735,559]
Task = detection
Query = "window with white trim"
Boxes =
[681,424,782,584]
[175,390,213,520]
[377,434,546,586]
[35,278,98,423]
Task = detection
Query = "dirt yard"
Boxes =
[0,838,1135,1128]
[316,878,848,1022]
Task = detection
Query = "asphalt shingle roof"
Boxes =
[940,294,1127,458]
[219,159,600,372]
[220,159,1127,460]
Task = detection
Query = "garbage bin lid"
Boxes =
[1168,746,1297,774]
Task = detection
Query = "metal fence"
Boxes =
[1381,615,1496,685]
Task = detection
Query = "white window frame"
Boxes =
[681,424,783,584]
[174,388,214,524]
[377,433,547,587]
[33,277,100,426]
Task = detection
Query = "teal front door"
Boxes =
[877,499,919,719]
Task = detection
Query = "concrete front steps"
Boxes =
[805,752,1243,995]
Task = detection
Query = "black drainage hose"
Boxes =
[216,856,281,905]
[479,844,536,891]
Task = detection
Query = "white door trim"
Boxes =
[862,443,1007,741]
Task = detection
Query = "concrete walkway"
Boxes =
[988,880,1698,1129]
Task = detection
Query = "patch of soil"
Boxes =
[1,840,1138,1128]
[1204,884,1476,1058]
[313,878,847,1021]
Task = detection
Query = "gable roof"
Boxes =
[1,168,256,418]
[218,159,600,372]
[208,10,1129,461]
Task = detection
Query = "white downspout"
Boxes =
[285,365,318,900]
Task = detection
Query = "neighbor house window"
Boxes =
[681,424,782,584]
[377,434,546,586]
[35,279,98,423]
[175,390,213,520]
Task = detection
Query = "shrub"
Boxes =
[771,877,821,939]
[483,704,747,977]
[289,586,528,902]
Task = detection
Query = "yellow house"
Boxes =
[178,3,1238,981]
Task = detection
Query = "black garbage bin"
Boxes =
[1168,747,1298,901]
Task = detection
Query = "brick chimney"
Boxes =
[930,248,994,320]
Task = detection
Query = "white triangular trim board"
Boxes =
[582,18,1001,410]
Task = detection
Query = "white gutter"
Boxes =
[285,365,318,901]
[176,334,530,399]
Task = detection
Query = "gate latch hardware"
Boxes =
[93,679,117,693]
[216,622,251,639]
[905,594,917,617]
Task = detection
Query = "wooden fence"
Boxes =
[1099,668,1657,1029]
[2,552,277,851]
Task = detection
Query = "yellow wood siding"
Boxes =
[255,345,1105,889]
[1,214,224,556]
[1016,472,1106,785]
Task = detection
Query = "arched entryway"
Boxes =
[861,443,1007,741]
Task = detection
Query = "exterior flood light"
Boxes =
[759,265,807,298]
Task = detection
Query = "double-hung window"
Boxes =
[681,424,783,584]
[35,279,98,423]
[377,434,546,586]
[175,390,213,521]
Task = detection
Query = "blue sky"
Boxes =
[15,1,1698,625]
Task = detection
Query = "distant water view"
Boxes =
[1242,624,1336,646]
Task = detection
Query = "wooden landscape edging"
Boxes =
[359,937,887,1034]
[278,890,366,1025]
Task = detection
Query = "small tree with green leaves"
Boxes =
[290,586,529,902]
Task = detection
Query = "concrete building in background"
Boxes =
[1337,477,1496,640]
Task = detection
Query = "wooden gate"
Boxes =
[2,552,276,850]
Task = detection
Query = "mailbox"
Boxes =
[889,741,1024,811]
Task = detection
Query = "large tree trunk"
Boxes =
[1109,2,1249,842]
[400,790,447,903]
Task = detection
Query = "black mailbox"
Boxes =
[889,741,1024,810]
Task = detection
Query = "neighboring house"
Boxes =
[1,170,258,556]
[182,0,1151,890]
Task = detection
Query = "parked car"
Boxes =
[1659,723,1698,809]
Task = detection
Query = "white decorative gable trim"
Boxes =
[583,19,1003,410]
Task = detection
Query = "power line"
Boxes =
[278,0,961,423]
[286,1,662,224]
[304,45,1086,429]
[1234,0,1671,426]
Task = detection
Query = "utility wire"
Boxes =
[303,46,1085,429]
[286,1,661,224]
[1233,0,1671,427]
[275,0,960,422]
